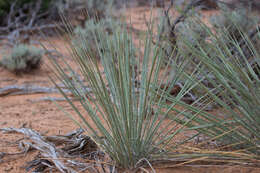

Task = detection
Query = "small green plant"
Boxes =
[0,44,43,73]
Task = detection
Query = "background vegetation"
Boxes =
[0,44,43,73]
[0,0,260,172]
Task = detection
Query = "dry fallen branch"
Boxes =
[0,85,92,97]
[0,85,69,97]
[0,128,104,173]
[28,97,71,103]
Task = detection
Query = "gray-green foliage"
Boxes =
[67,0,114,18]
[165,12,260,156]
[210,6,259,44]
[175,16,209,58]
[175,6,259,56]
[87,0,113,16]
[171,6,260,99]
[48,19,203,169]
[72,18,114,60]
[73,18,136,63]
[0,44,43,73]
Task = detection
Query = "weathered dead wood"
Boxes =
[0,128,101,173]
[0,85,69,97]
[0,85,92,97]
[28,97,70,102]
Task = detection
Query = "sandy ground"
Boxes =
[1,5,260,173]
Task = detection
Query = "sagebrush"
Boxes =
[0,44,43,73]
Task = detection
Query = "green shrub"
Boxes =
[165,13,260,156]
[0,44,43,73]
[167,6,259,61]
[168,6,260,102]
[175,16,210,60]
[84,0,114,18]
[73,18,136,62]
[48,19,205,170]
[210,6,259,45]
[59,0,114,19]
[72,18,113,60]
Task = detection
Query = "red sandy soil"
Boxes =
[1,5,260,173]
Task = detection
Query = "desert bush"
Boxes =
[73,18,136,63]
[0,44,43,73]
[175,7,259,55]
[175,16,209,58]
[72,18,115,60]
[164,14,260,156]
[167,5,260,100]
[0,0,67,45]
[47,18,208,170]
[62,0,114,19]
[210,6,259,45]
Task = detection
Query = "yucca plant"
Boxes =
[46,20,204,170]
[163,13,260,159]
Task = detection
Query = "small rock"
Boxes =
[4,166,13,172]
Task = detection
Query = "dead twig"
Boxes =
[0,85,92,97]
[0,85,70,97]
[0,0,62,46]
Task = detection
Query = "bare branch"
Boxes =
[7,0,18,26]
[28,0,42,28]
[0,0,63,46]
[0,128,99,172]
